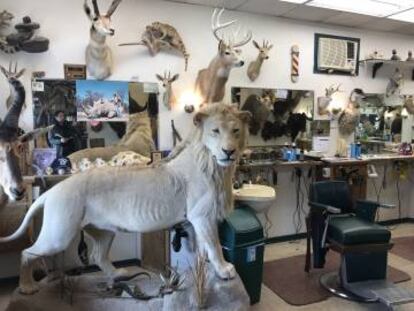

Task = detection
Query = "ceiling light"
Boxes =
[307,0,414,17]
[389,8,414,22]
[279,0,309,4]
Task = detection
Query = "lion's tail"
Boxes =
[0,192,47,243]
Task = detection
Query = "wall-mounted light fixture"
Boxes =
[179,90,202,113]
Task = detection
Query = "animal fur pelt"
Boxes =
[261,121,286,141]
[69,112,154,163]
[286,112,309,142]
[241,94,270,135]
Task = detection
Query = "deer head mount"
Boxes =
[119,22,190,71]
[247,40,273,81]
[156,71,179,110]
[195,8,252,104]
[317,84,342,116]
[83,0,122,80]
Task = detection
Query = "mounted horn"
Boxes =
[0,62,26,131]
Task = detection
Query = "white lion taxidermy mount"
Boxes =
[83,0,122,80]
[195,8,252,104]
[0,103,251,295]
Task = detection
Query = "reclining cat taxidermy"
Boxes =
[84,0,122,80]
[0,103,251,295]
[195,8,251,104]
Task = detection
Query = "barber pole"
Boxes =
[291,45,299,83]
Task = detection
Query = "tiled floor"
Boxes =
[0,224,413,310]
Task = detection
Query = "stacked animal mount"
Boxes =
[156,71,179,110]
[247,40,273,82]
[338,88,366,137]
[120,22,190,71]
[317,84,342,117]
[84,0,122,80]
[0,12,49,54]
[195,8,252,104]
[386,68,403,97]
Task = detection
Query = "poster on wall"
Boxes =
[76,80,129,122]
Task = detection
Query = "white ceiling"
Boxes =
[164,0,414,35]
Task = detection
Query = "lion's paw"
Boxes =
[112,268,130,279]
[216,262,236,280]
[19,283,39,295]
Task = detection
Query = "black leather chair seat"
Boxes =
[328,216,391,245]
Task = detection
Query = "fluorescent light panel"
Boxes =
[389,8,414,22]
[280,0,414,18]
[308,0,414,17]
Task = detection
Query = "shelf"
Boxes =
[359,59,414,80]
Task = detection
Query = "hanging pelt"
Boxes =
[286,112,310,142]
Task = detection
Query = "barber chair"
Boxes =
[305,180,414,310]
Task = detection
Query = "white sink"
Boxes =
[233,184,276,214]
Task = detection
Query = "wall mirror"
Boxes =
[357,93,403,146]
[32,79,159,171]
[231,87,314,149]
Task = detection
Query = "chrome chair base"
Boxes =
[319,272,377,303]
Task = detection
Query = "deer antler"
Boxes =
[211,8,236,43]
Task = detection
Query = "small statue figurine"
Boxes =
[407,51,413,61]
[391,49,401,61]
[0,16,49,54]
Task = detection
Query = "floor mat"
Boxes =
[391,236,414,262]
[262,252,411,306]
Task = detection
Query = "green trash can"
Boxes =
[219,205,264,305]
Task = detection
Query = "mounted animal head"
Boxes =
[83,0,122,36]
[252,40,273,61]
[325,84,342,98]
[193,103,251,167]
[0,63,30,201]
[211,8,252,68]
[349,88,366,109]
[156,71,179,89]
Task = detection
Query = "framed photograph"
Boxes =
[151,151,163,163]
[314,33,360,76]
[64,64,86,80]
[32,148,57,175]
[76,80,129,122]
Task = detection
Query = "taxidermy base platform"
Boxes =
[6,264,249,311]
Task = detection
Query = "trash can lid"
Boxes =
[226,208,262,232]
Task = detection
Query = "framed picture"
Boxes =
[314,33,360,76]
[76,80,129,122]
[64,64,86,80]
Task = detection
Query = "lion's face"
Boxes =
[194,104,251,167]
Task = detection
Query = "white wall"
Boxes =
[1,0,414,276]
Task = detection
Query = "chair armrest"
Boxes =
[355,200,380,222]
[309,202,341,214]
[378,203,396,209]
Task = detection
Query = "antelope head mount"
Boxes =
[195,8,252,104]
[83,0,122,80]
[156,71,179,110]
[318,84,342,116]
[0,62,50,202]
[247,40,273,82]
